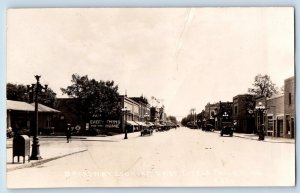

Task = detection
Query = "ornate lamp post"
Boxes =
[249,102,267,139]
[27,75,48,160]
[255,102,267,140]
[223,112,229,120]
[121,107,129,139]
[221,112,229,130]
[144,113,150,123]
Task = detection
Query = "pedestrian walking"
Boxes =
[66,124,72,143]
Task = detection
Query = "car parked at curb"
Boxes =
[220,122,234,137]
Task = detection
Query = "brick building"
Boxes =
[253,76,294,138]
[268,95,284,137]
[232,94,255,133]
[283,76,295,138]
[204,103,218,126]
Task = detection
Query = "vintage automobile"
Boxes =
[141,126,153,136]
[220,122,234,137]
[202,123,214,132]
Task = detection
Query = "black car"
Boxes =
[203,124,214,132]
[141,127,153,136]
[220,122,234,137]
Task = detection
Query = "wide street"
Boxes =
[7,127,295,188]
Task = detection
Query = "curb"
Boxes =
[233,135,295,144]
[7,149,87,172]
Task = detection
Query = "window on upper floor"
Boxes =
[289,93,292,105]
[234,106,238,115]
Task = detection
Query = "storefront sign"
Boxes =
[89,120,120,129]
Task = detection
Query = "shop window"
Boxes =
[286,115,291,135]
[267,116,273,136]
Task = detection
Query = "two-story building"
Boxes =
[232,94,255,133]
[284,76,295,138]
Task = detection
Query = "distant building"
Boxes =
[130,97,150,122]
[204,103,218,127]
[232,94,255,133]
[150,107,160,123]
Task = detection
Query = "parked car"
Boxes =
[203,124,214,132]
[141,127,153,136]
[220,122,234,137]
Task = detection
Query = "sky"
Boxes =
[7,8,294,121]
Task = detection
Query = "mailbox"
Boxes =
[13,135,30,163]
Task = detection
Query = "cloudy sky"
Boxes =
[7,8,294,120]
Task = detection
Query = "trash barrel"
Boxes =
[13,135,30,163]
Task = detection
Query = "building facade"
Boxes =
[265,95,284,137]
[284,76,295,138]
[256,76,295,138]
[232,94,255,133]
[7,100,60,135]
[204,103,219,127]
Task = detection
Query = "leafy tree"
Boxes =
[36,87,57,107]
[61,74,121,124]
[167,116,178,124]
[7,83,28,101]
[248,74,278,98]
[7,83,57,107]
[181,117,188,126]
[181,113,196,127]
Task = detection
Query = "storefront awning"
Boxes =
[7,100,60,113]
[135,121,147,126]
[126,121,138,126]
[7,100,35,111]
[31,103,60,113]
[156,123,163,127]
[147,122,154,126]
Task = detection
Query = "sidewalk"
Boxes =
[213,130,295,144]
[6,140,87,172]
[6,131,142,172]
[233,132,295,144]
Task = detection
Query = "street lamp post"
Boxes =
[121,107,129,139]
[27,75,48,160]
[144,113,149,123]
[222,112,229,120]
[255,102,266,140]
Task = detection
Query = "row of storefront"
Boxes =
[6,93,173,136]
[203,76,295,138]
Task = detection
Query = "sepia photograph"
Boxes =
[5,8,295,188]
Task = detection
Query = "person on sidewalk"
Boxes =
[66,124,72,143]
